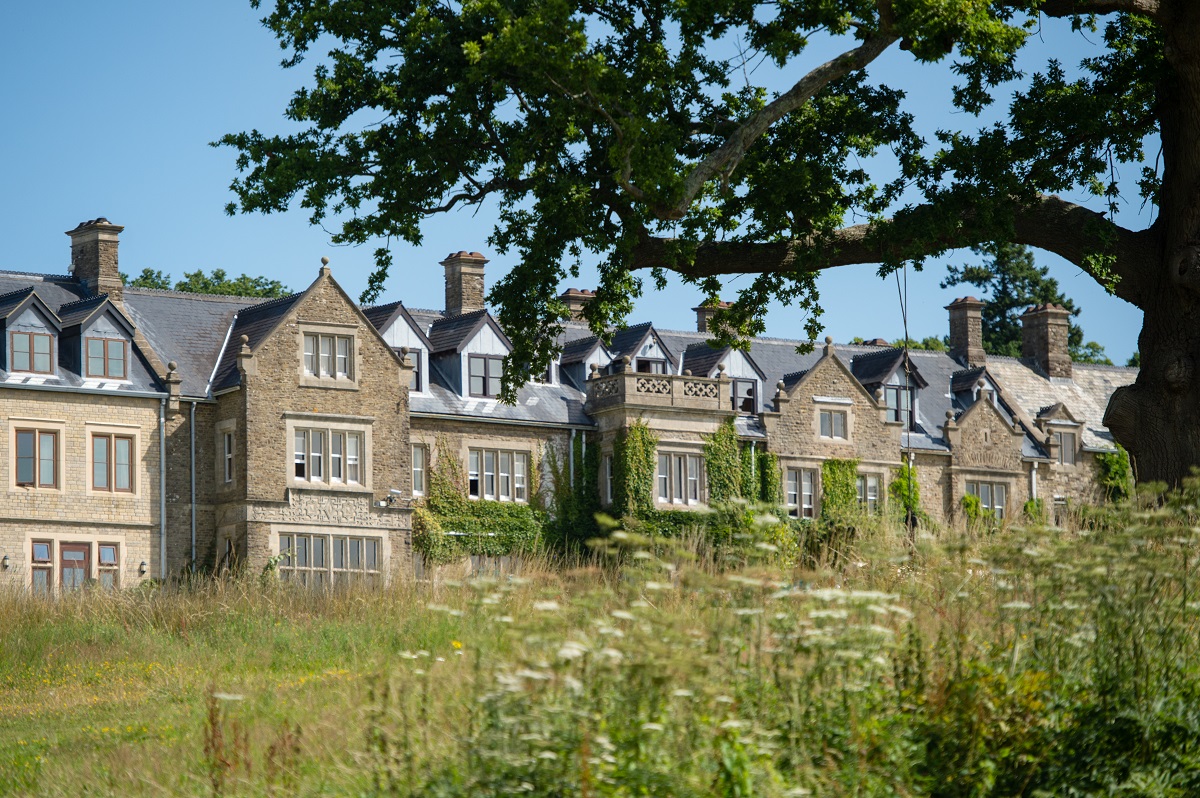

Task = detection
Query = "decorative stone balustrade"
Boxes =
[584,369,729,413]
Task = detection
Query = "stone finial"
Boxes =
[239,334,251,355]
[320,256,331,277]
[164,360,182,414]
[874,387,884,402]
[589,362,599,378]
[167,360,178,373]
[237,334,256,377]
[776,379,785,393]
[683,369,692,377]
[620,355,631,371]
[823,335,834,356]
[944,409,956,426]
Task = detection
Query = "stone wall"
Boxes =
[0,388,160,590]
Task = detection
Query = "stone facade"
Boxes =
[1022,304,1073,379]
[442,251,488,317]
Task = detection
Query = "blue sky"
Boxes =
[1,2,1144,362]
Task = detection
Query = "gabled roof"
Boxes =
[950,366,988,394]
[362,300,434,350]
[682,342,767,381]
[57,294,136,336]
[427,309,512,355]
[0,287,62,329]
[560,334,609,366]
[1037,401,1081,424]
[211,292,305,391]
[608,322,677,369]
[784,343,879,406]
[851,347,928,389]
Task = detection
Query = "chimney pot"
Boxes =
[559,287,596,322]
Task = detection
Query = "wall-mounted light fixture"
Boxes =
[1,555,8,570]
[138,561,147,576]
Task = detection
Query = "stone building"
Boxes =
[0,218,1136,594]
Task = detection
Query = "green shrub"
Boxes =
[1023,497,1046,523]
[888,461,922,521]
[739,443,757,500]
[1096,444,1133,502]
[960,491,982,522]
[758,450,783,506]
[820,458,859,524]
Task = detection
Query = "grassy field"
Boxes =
[4,501,1200,797]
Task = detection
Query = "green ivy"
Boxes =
[1023,498,1047,524]
[628,503,799,566]
[703,419,742,503]
[415,438,543,560]
[820,459,860,525]
[740,444,757,500]
[613,420,657,517]
[758,450,783,506]
[960,492,983,523]
[1096,445,1133,503]
[889,462,922,519]
[543,435,601,549]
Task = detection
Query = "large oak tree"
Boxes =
[220,0,1186,483]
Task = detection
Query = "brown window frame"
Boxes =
[10,331,54,374]
[92,433,135,493]
[15,428,58,488]
[85,337,128,380]
[468,355,504,398]
[60,543,91,593]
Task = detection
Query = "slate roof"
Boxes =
[427,309,496,354]
[122,289,271,397]
[984,359,1136,451]
[210,292,305,391]
[681,342,727,377]
[57,294,119,329]
[410,381,591,426]
[560,334,604,365]
[851,347,928,389]
[0,287,39,320]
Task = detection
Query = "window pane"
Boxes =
[484,451,496,499]
[350,539,362,569]
[786,470,798,506]
[333,538,345,569]
[336,337,350,377]
[412,445,425,494]
[296,535,309,567]
[39,433,55,487]
[115,437,132,490]
[499,452,512,500]
[514,453,527,501]
[107,340,125,379]
[99,545,118,565]
[347,434,360,483]
[674,455,685,503]
[469,450,480,498]
[33,335,51,372]
[99,571,115,590]
[312,537,326,569]
[33,542,50,562]
[658,454,670,500]
[294,431,307,478]
[320,336,334,376]
[980,483,992,508]
[488,362,502,398]
[365,539,378,570]
[311,432,324,480]
[331,433,343,481]
[16,430,34,485]
[820,411,831,437]
[304,334,317,374]
[87,339,105,375]
[12,333,29,371]
[834,412,846,438]
[32,569,49,594]
[93,435,110,489]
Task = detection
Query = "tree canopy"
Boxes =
[943,243,1111,364]
[220,0,1198,483]
[124,268,291,298]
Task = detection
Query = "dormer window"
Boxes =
[86,338,127,380]
[884,385,915,429]
[732,379,757,413]
[469,355,503,398]
[406,347,423,392]
[11,331,52,374]
[1053,431,1077,465]
[636,359,667,374]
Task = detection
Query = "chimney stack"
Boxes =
[1021,303,1072,379]
[559,288,596,322]
[694,301,732,333]
[441,251,488,316]
[67,218,124,302]
[946,296,986,366]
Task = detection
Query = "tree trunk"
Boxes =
[1106,290,1200,486]
[1104,0,1200,487]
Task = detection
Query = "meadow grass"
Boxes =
[3,501,1200,797]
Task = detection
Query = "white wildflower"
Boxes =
[557,641,589,661]
[611,610,636,621]
[533,600,561,612]
[599,647,624,662]
[720,719,748,730]
[672,689,694,698]
[1001,601,1032,611]
[537,751,559,760]
[644,581,672,591]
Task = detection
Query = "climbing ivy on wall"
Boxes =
[413,436,542,562]
[758,450,783,506]
[820,459,860,524]
[544,434,601,549]
[703,419,742,504]
[740,444,757,501]
[888,462,922,518]
[1096,444,1133,503]
[613,420,657,517]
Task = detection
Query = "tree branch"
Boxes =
[630,194,1156,307]
[645,32,899,220]
[1034,0,1160,18]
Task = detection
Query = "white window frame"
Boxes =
[856,474,880,513]
[785,468,818,518]
[299,324,359,389]
[412,444,426,497]
[819,409,848,440]
[286,416,372,490]
[1054,430,1078,466]
[468,448,529,502]
[656,451,704,505]
[277,531,383,587]
[966,480,1008,520]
